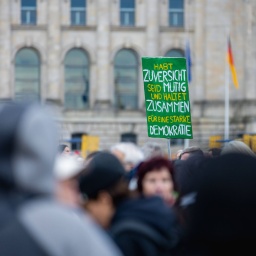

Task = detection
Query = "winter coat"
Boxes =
[0,102,122,256]
[110,196,180,256]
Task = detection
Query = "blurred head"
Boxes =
[137,156,174,203]
[180,146,204,161]
[141,141,163,160]
[58,144,70,156]
[221,140,255,157]
[79,152,129,228]
[0,102,58,195]
[110,142,144,172]
[208,147,221,157]
[176,149,183,159]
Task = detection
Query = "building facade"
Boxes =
[0,0,256,152]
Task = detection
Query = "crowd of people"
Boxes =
[1,102,256,255]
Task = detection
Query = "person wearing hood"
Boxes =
[79,152,180,256]
[0,102,122,256]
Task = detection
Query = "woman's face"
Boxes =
[142,167,173,201]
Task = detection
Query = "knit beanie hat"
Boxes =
[79,152,126,199]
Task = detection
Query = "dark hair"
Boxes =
[58,144,68,153]
[136,156,174,192]
[83,177,131,208]
[180,146,204,159]
[208,147,221,157]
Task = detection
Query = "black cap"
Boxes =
[79,152,126,199]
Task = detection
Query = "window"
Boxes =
[120,0,135,26]
[71,132,85,151]
[121,133,137,144]
[64,48,89,110]
[71,0,86,25]
[114,49,138,110]
[165,49,184,57]
[21,0,37,25]
[170,139,184,146]
[15,48,40,101]
[169,0,184,27]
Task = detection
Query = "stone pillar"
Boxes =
[0,0,11,99]
[160,0,168,27]
[46,0,61,103]
[194,0,206,101]
[61,0,70,26]
[95,0,111,109]
[146,0,159,56]
[11,0,20,25]
[87,0,97,26]
[244,0,256,99]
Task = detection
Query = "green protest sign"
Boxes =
[142,57,193,139]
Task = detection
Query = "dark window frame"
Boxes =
[168,0,184,27]
[121,133,137,144]
[15,47,41,101]
[21,0,37,25]
[114,49,139,110]
[165,48,185,58]
[64,48,90,110]
[71,0,87,26]
[120,0,135,27]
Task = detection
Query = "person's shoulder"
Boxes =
[19,199,122,256]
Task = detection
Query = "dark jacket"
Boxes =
[110,196,180,256]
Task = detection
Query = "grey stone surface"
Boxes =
[0,0,255,152]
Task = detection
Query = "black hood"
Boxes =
[0,102,58,195]
[111,196,179,244]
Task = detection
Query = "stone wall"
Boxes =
[0,0,255,152]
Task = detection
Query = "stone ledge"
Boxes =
[110,26,146,32]
[61,25,97,31]
[160,27,193,33]
[11,25,47,30]
[56,116,147,124]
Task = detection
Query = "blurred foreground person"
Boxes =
[54,155,84,208]
[136,156,176,206]
[179,153,256,255]
[79,152,180,256]
[0,103,122,256]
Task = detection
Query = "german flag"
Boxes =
[227,38,239,89]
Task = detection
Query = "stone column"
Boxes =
[194,0,206,101]
[0,0,11,99]
[244,0,256,99]
[146,0,159,56]
[95,0,111,110]
[46,0,61,103]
